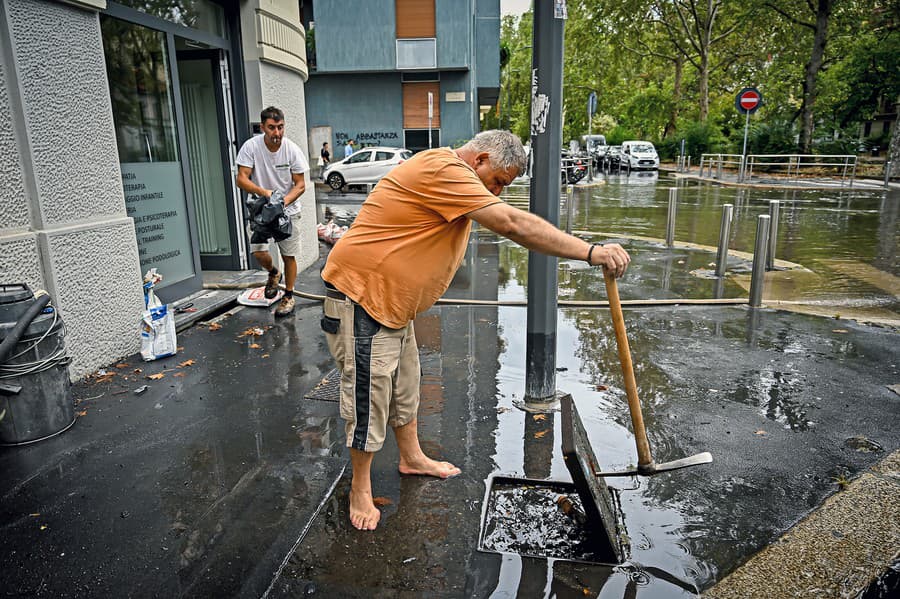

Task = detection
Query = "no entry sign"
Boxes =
[736,87,762,114]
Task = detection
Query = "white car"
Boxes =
[621,141,660,170]
[323,146,413,190]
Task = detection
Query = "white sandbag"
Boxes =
[237,286,284,307]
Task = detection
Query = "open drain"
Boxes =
[304,368,340,402]
[478,396,628,564]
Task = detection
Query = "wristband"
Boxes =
[585,243,604,265]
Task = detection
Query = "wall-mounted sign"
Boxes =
[446,91,466,102]
[122,162,194,285]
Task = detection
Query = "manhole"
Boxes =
[477,395,627,564]
[304,368,340,402]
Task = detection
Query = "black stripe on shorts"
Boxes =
[352,336,372,450]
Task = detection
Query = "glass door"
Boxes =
[102,16,201,299]
[176,48,241,270]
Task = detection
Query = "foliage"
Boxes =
[499,0,895,157]
[744,120,797,155]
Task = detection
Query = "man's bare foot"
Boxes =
[349,488,381,530]
[399,455,461,478]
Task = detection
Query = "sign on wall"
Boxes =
[121,162,194,285]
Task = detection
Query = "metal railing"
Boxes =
[743,154,857,187]
[698,154,745,179]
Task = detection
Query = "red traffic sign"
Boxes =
[736,87,762,114]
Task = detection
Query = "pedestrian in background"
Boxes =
[235,106,308,317]
[320,130,630,530]
[319,142,331,180]
[344,139,355,158]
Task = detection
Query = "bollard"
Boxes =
[749,215,770,308]
[666,188,677,247]
[766,200,779,270]
[715,204,734,277]
[716,155,723,180]
[687,155,691,172]
[565,184,575,234]
[885,161,892,188]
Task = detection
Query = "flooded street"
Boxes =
[276,176,899,597]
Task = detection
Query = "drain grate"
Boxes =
[304,368,341,402]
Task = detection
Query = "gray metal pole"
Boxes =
[525,0,565,401]
[715,204,734,277]
[666,188,677,247]
[766,200,779,270]
[886,161,892,188]
[740,109,750,178]
[565,184,574,234]
[749,215,770,308]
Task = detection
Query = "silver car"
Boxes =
[323,146,413,190]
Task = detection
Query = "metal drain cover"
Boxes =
[304,368,340,402]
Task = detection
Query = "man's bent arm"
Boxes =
[236,165,271,198]
[284,172,306,206]
[467,202,630,277]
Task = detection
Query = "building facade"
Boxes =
[302,0,500,156]
[0,0,316,378]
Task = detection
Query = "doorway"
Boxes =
[176,47,243,271]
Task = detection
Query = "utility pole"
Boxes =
[524,0,566,402]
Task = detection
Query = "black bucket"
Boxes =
[0,284,75,445]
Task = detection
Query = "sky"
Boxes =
[501,0,531,17]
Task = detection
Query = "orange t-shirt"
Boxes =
[321,148,501,328]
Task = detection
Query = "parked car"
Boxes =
[323,146,413,190]
[620,141,659,170]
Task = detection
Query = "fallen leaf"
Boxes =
[40,525,48,531]
[178,359,195,368]
[832,329,848,334]
[534,430,547,439]
[147,373,165,380]
[173,372,186,378]
[115,363,129,369]
[261,354,270,359]
[582,588,591,596]
[532,414,546,421]
[595,384,608,391]
[29,513,40,517]
[94,373,116,384]
[208,323,222,331]
[249,343,261,349]
[133,368,143,374]
[76,410,88,417]
[754,430,767,436]
[373,496,393,507]
[177,347,184,351]
[239,327,266,338]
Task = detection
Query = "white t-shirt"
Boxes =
[236,134,309,216]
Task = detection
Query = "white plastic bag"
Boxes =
[140,269,177,361]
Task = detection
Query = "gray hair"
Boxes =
[465,130,527,175]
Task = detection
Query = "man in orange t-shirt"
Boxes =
[321,130,630,530]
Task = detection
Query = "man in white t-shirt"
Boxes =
[236,106,309,317]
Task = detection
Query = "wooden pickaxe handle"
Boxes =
[603,268,653,468]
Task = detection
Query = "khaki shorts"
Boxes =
[322,293,419,452]
[247,213,302,257]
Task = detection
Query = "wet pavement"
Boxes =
[2,176,898,597]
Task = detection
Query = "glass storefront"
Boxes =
[102,17,195,287]
[100,2,244,296]
[115,0,225,37]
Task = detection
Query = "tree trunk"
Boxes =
[798,0,832,153]
[699,50,709,122]
[664,55,683,138]
[889,99,900,180]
